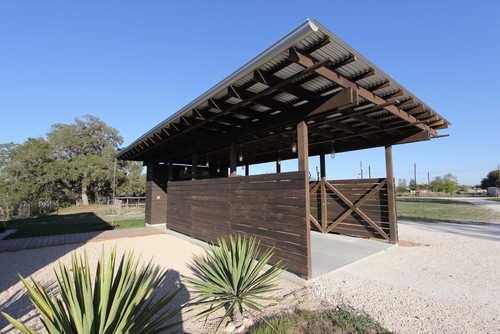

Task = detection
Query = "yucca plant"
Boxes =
[2,248,181,334]
[185,235,284,333]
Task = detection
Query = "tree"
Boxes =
[47,115,123,205]
[0,138,56,209]
[480,170,499,189]
[431,173,460,194]
[396,178,408,194]
[116,161,146,197]
[409,178,417,191]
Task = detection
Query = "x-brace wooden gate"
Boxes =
[309,178,393,241]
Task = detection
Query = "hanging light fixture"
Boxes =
[331,140,336,159]
[239,145,243,162]
[205,153,209,167]
[217,161,220,173]
[277,150,281,165]
[291,130,297,153]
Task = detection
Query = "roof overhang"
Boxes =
[117,19,449,167]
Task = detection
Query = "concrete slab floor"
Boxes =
[311,231,393,278]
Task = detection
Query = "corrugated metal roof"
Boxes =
[117,19,449,163]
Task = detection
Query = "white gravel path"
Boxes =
[307,220,500,334]
[1,220,499,333]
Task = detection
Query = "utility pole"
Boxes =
[427,172,430,188]
[414,163,417,192]
[360,161,364,179]
[368,165,371,179]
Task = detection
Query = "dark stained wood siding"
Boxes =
[310,178,391,240]
[145,164,169,225]
[167,171,310,278]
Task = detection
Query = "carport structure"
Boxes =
[117,20,449,279]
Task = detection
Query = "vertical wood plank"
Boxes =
[230,143,237,177]
[297,121,312,279]
[245,164,249,176]
[385,145,398,243]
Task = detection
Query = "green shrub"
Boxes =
[2,248,181,334]
[185,235,284,333]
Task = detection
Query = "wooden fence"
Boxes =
[309,178,393,241]
[166,171,310,277]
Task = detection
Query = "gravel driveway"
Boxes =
[1,220,499,333]
[307,220,500,333]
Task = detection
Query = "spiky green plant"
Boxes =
[185,235,285,333]
[1,248,181,334]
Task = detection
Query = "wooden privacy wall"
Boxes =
[309,178,392,241]
[145,164,169,225]
[167,171,310,277]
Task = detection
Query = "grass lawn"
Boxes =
[4,206,145,239]
[397,198,500,224]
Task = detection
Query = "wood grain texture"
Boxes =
[166,171,310,278]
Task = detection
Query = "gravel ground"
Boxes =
[307,220,500,334]
[1,221,499,333]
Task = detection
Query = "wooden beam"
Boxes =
[308,87,358,116]
[394,131,430,144]
[331,54,356,70]
[385,146,398,243]
[398,98,415,107]
[380,90,403,100]
[289,48,436,136]
[349,69,375,82]
[367,80,391,92]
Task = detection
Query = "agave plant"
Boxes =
[185,235,284,333]
[2,248,181,334]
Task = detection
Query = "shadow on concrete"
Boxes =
[310,231,393,278]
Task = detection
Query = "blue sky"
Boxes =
[1,1,498,186]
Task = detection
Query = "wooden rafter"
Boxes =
[289,47,437,136]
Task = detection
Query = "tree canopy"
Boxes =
[480,170,499,189]
[0,115,145,213]
[430,173,460,194]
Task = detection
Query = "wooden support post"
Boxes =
[297,121,309,173]
[319,154,327,232]
[297,121,312,279]
[245,164,249,176]
[229,144,237,177]
[192,152,198,180]
[319,154,326,179]
[385,145,399,243]
[276,160,281,173]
